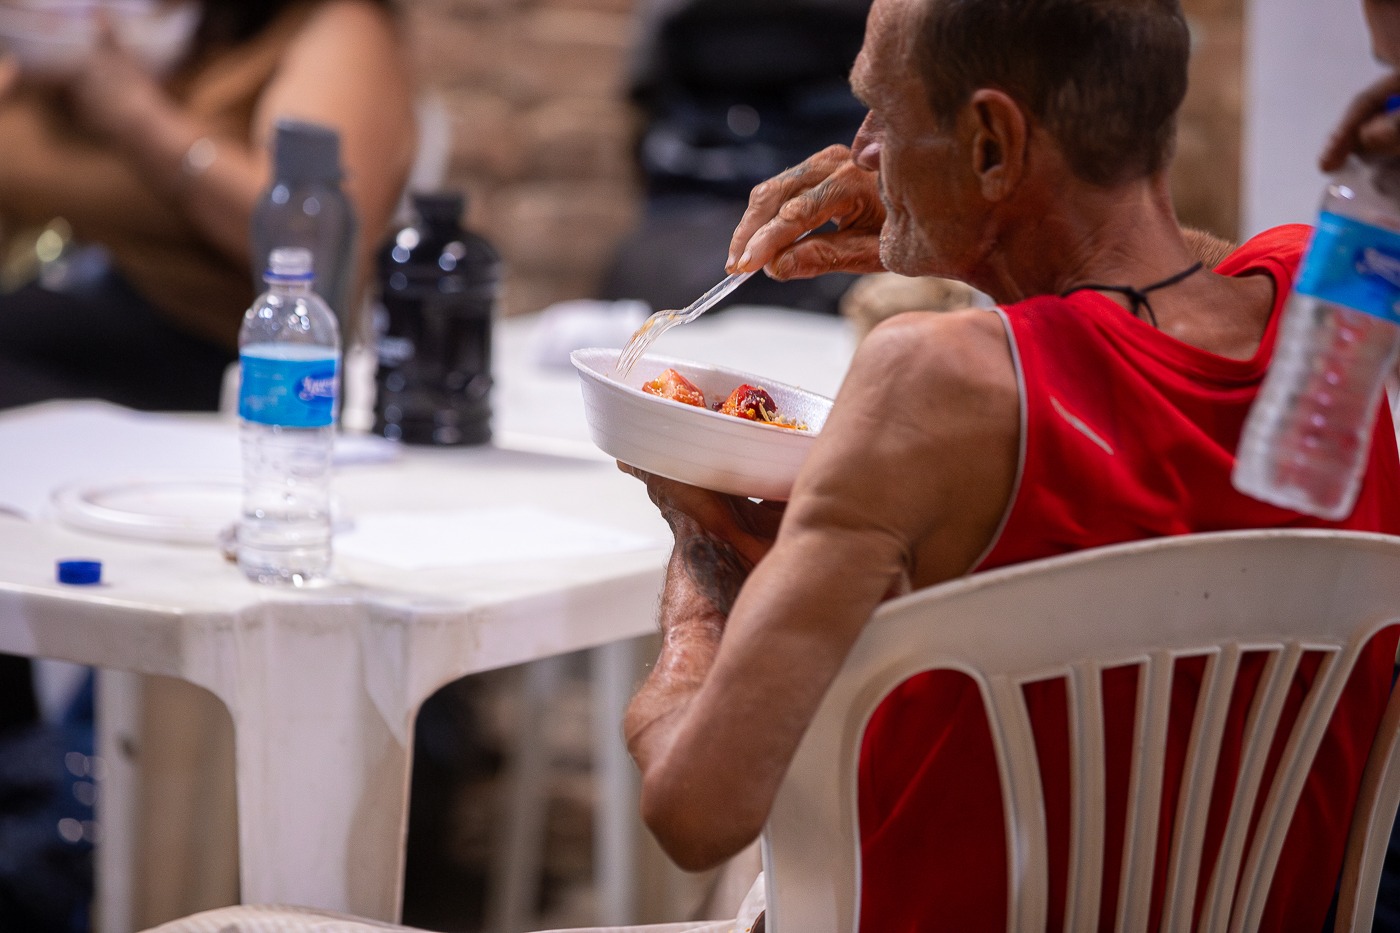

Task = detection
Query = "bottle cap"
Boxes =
[272,119,344,185]
[266,247,315,281]
[57,560,102,585]
[412,190,467,231]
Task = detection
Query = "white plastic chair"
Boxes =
[762,528,1400,933]
[137,902,739,930]
[139,903,748,933]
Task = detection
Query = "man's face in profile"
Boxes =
[852,0,987,283]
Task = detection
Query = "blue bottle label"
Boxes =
[1295,211,1400,323]
[238,345,338,427]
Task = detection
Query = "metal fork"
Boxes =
[613,269,756,378]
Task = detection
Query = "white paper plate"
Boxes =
[572,347,833,501]
[51,474,241,545]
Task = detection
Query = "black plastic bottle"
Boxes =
[250,120,358,333]
[373,191,500,445]
[250,120,364,425]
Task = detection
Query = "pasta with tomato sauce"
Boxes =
[640,369,807,430]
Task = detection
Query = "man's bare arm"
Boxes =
[623,475,785,856]
[1320,71,1400,172]
[624,310,1020,870]
[624,513,747,762]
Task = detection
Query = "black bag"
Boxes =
[629,0,872,197]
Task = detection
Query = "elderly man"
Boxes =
[622,0,1400,929]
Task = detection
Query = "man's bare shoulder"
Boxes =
[839,307,1018,420]
[788,305,1019,581]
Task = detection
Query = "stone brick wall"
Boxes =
[401,0,643,318]
[401,0,1244,318]
[1177,0,1244,243]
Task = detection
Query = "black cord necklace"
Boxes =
[1059,261,1205,329]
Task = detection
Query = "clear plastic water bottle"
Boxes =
[1234,155,1400,519]
[250,120,363,425]
[373,191,500,445]
[236,247,340,585]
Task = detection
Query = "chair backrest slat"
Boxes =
[986,674,1050,932]
[1160,647,1241,933]
[761,530,1400,933]
[1199,644,1301,932]
[1231,647,1352,931]
[1115,653,1175,933]
[1336,678,1400,930]
[1065,662,1107,931]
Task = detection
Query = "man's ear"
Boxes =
[965,89,1027,201]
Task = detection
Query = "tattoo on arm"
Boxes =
[679,534,749,616]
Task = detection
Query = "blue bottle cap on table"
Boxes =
[57,560,102,585]
[1386,94,1400,114]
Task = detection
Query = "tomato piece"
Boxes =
[716,384,778,421]
[641,368,707,407]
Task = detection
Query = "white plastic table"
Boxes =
[0,305,855,926]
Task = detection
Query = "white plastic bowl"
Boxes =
[571,347,834,501]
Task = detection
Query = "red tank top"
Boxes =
[856,226,1400,932]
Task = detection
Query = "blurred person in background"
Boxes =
[599,0,871,316]
[0,2,414,929]
[1321,0,1400,173]
[0,0,415,413]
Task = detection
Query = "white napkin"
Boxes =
[334,505,662,570]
